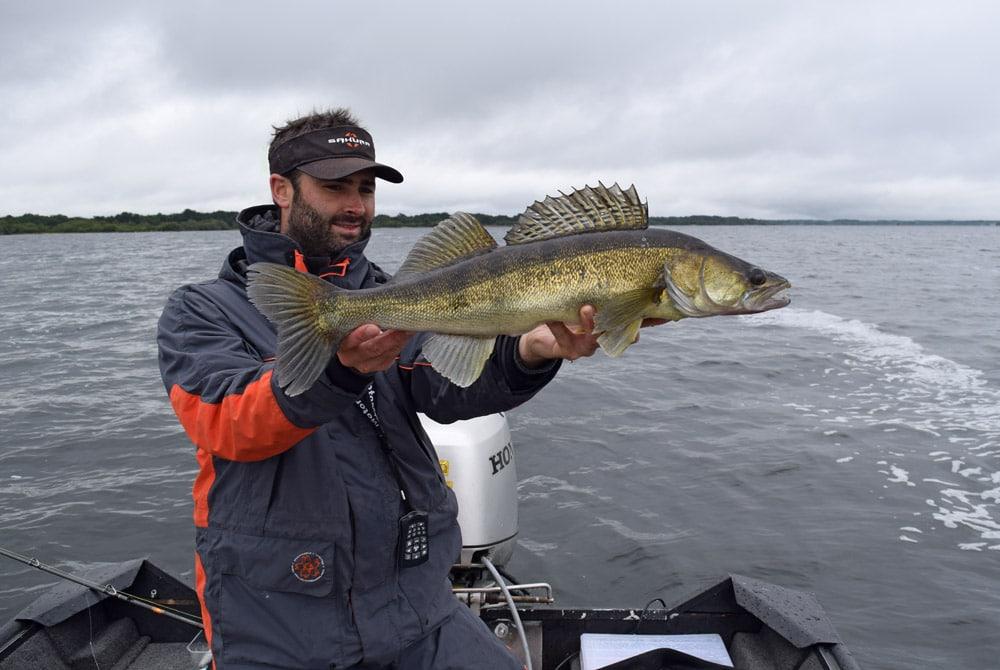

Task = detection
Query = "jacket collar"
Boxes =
[228,204,376,289]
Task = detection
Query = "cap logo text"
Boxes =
[329,131,371,150]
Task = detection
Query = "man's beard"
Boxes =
[285,191,371,258]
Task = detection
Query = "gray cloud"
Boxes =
[2,0,999,218]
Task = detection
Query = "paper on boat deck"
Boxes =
[579,633,733,669]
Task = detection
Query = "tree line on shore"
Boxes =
[0,210,525,234]
[2,210,996,234]
[0,210,814,234]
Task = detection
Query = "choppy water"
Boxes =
[1,225,998,669]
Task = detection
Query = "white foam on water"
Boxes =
[592,517,692,544]
[517,538,558,555]
[744,308,1000,550]
[517,474,612,502]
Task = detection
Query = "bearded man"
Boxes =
[157,108,598,669]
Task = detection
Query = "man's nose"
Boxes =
[343,190,365,215]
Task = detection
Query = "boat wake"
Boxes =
[743,308,1000,551]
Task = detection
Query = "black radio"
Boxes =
[399,510,429,567]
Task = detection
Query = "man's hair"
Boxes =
[270,107,363,155]
[270,108,364,188]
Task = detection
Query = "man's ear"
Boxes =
[270,173,293,210]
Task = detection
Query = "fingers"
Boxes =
[566,305,596,335]
[545,321,577,353]
[339,323,382,350]
[546,317,599,361]
[336,324,413,373]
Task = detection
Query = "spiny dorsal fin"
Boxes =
[504,182,648,245]
[393,212,497,281]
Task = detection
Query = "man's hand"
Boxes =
[517,306,670,369]
[336,324,413,374]
[518,306,600,368]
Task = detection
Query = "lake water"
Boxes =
[1,225,998,669]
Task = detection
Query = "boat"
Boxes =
[0,557,859,669]
[1,415,861,669]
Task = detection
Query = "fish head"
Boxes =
[662,247,791,317]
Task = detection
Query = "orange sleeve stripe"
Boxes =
[169,370,316,462]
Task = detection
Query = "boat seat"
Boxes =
[0,628,71,670]
[118,642,194,669]
[66,616,140,670]
[730,628,824,670]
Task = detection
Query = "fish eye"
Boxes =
[748,268,767,286]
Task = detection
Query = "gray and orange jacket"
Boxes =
[157,205,559,669]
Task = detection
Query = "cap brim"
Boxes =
[297,156,403,183]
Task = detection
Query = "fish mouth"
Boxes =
[742,279,791,312]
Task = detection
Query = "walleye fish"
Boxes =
[247,183,790,395]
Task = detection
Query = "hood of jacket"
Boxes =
[226,204,383,289]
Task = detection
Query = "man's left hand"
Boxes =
[517,306,669,369]
[518,305,599,367]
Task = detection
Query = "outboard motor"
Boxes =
[418,413,518,567]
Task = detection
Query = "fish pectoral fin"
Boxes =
[504,183,648,245]
[592,288,657,357]
[392,213,497,282]
[597,319,643,358]
[421,334,497,387]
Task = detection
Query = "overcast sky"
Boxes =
[2,1,999,219]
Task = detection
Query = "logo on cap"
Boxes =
[291,552,325,582]
[329,131,371,150]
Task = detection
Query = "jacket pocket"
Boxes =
[216,534,361,668]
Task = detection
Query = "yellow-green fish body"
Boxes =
[248,184,790,394]
[331,233,680,333]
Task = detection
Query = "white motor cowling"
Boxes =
[418,413,518,567]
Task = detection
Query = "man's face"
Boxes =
[283,168,376,257]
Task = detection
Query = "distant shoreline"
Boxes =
[2,210,997,234]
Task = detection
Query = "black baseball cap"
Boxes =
[268,126,404,183]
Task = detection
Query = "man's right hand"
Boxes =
[336,324,413,374]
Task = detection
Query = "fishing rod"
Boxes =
[0,546,203,629]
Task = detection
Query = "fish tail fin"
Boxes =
[246,262,350,396]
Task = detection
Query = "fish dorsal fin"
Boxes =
[393,212,497,281]
[504,182,647,245]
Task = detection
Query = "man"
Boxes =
[157,108,599,669]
